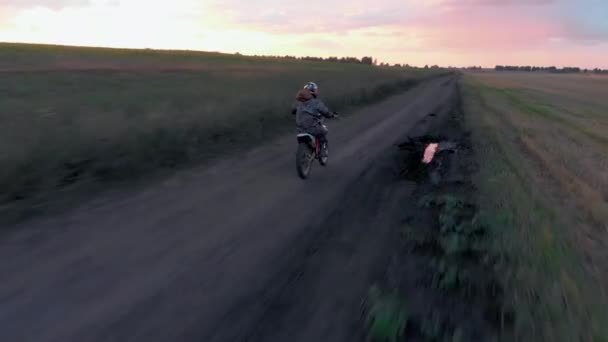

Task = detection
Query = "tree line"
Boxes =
[236,54,437,68]
[495,65,608,74]
[235,52,449,69]
[242,53,376,65]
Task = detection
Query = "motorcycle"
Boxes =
[295,113,339,179]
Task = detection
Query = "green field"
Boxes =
[462,72,608,341]
[0,43,445,212]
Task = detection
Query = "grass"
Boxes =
[418,192,495,306]
[0,43,446,214]
[364,285,409,342]
[461,72,608,341]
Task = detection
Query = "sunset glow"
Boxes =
[1,0,607,68]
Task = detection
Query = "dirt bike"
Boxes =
[295,113,339,179]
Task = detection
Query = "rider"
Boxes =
[292,82,337,145]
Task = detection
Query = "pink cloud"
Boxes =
[207,0,413,33]
[414,3,608,51]
[0,6,17,26]
[440,0,554,6]
[302,37,343,50]
[407,7,560,51]
[207,0,582,51]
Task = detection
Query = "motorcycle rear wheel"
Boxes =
[296,143,314,179]
[318,142,329,166]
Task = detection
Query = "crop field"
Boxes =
[0,43,444,214]
[462,71,608,341]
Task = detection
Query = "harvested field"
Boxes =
[462,71,608,341]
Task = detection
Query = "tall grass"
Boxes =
[0,43,446,209]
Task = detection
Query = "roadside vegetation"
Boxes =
[0,43,446,218]
[462,72,608,341]
[363,82,501,341]
[363,72,607,341]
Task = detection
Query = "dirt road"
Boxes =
[0,75,458,342]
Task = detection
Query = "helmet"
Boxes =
[303,82,319,96]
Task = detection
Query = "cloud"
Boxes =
[558,24,608,44]
[302,2,560,53]
[207,0,417,33]
[205,0,568,47]
[555,4,608,44]
[439,0,554,6]
[202,0,608,60]
[0,0,90,10]
[301,37,343,50]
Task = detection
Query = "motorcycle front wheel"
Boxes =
[296,143,314,179]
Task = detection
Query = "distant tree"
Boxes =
[424,64,429,69]
[361,56,373,65]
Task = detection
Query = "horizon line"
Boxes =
[1,41,606,71]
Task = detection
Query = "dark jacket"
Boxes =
[292,89,332,131]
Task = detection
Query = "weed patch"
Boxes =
[364,286,409,342]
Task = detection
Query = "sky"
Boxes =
[0,0,607,68]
